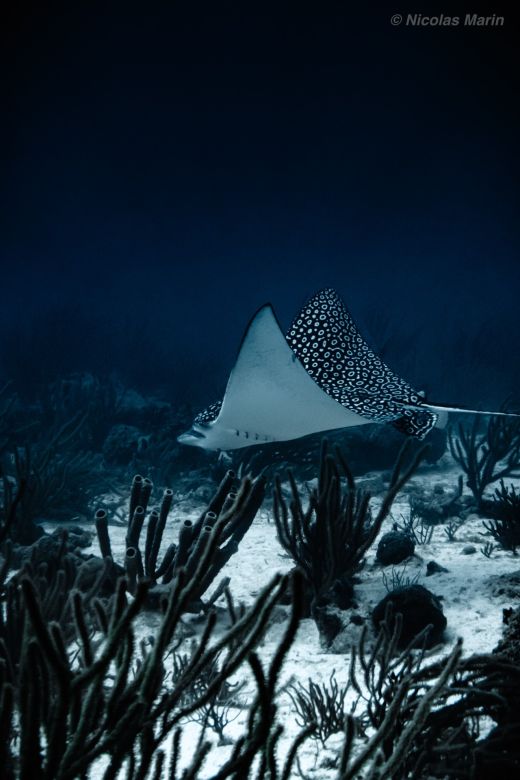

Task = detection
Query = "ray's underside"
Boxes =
[180,289,439,450]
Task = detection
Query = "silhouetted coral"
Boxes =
[482,479,520,554]
[0,559,304,779]
[273,439,426,630]
[1,412,112,528]
[287,670,349,747]
[449,410,520,510]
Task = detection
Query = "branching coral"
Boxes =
[0,558,305,780]
[448,411,520,510]
[38,372,127,450]
[393,505,434,545]
[2,533,519,777]
[1,379,128,532]
[410,647,520,777]
[171,645,246,745]
[1,416,112,530]
[482,479,520,554]
[3,423,520,776]
[340,611,461,778]
[287,670,350,747]
[273,439,426,616]
[381,563,421,593]
[0,530,121,679]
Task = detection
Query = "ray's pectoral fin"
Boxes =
[210,305,371,446]
[286,288,439,440]
[178,304,370,450]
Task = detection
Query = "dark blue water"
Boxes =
[1,8,518,410]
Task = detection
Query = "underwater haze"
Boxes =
[3,7,520,779]
[1,6,519,411]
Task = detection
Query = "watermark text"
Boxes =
[391,13,505,27]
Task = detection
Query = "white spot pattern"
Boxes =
[286,289,436,438]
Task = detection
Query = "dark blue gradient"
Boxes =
[1,7,518,408]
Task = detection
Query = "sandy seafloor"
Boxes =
[45,451,520,778]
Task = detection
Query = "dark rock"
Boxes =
[372,584,447,649]
[426,560,449,576]
[461,544,477,555]
[376,531,415,565]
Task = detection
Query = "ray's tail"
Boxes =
[405,401,520,419]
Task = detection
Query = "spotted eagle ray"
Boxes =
[178,288,518,450]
